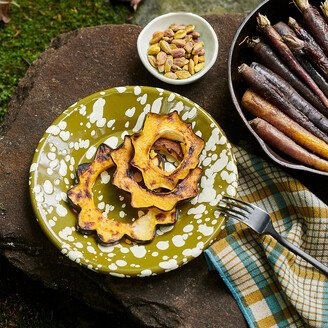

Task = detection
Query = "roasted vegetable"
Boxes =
[238,63,328,143]
[153,138,184,162]
[293,0,328,57]
[67,112,204,245]
[131,111,204,190]
[273,21,296,38]
[283,36,328,97]
[247,37,327,113]
[283,34,328,80]
[288,17,327,63]
[112,136,202,211]
[67,143,177,244]
[257,13,328,107]
[250,62,328,134]
[250,118,328,172]
[242,90,328,160]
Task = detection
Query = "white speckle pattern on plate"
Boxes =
[29,86,238,277]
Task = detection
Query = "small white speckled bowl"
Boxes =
[137,12,219,85]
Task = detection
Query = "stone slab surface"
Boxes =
[1,14,327,327]
[133,0,262,26]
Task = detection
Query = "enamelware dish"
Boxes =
[29,86,238,277]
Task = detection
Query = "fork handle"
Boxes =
[266,223,328,275]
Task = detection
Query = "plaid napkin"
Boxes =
[204,145,328,328]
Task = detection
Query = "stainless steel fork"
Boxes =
[218,196,328,275]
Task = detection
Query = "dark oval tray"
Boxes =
[228,0,328,176]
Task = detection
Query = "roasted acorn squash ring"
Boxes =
[152,138,184,162]
[111,136,202,211]
[131,111,205,190]
[67,143,177,245]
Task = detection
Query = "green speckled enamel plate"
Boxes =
[29,86,238,277]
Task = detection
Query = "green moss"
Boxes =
[0,0,130,123]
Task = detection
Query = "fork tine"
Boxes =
[217,205,248,218]
[223,195,255,209]
[220,198,252,214]
[217,206,247,221]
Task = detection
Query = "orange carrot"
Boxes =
[250,118,328,172]
[242,89,328,160]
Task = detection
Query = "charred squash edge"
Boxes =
[111,136,203,212]
[67,143,177,245]
[131,111,205,191]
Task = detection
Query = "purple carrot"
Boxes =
[250,62,328,133]
[283,34,328,80]
[289,17,322,49]
[273,21,297,38]
[284,35,328,97]
[297,56,328,98]
[257,13,328,108]
[247,37,327,113]
[288,17,328,79]
[238,63,328,143]
[293,0,328,57]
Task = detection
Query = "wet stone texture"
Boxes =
[1,14,327,327]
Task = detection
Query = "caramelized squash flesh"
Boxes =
[131,111,204,190]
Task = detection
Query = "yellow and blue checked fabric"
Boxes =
[204,145,328,328]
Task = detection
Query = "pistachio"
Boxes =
[185,34,193,41]
[164,72,178,79]
[164,58,172,72]
[171,48,186,58]
[162,36,172,42]
[188,59,195,75]
[156,51,167,66]
[186,24,195,34]
[198,49,205,56]
[184,41,194,53]
[171,39,186,48]
[194,40,204,46]
[148,44,161,55]
[164,28,174,37]
[174,30,187,39]
[159,40,172,54]
[147,55,157,68]
[170,24,186,32]
[158,64,165,73]
[147,23,205,80]
[194,62,205,73]
[164,63,171,73]
[193,54,199,65]
[192,43,204,55]
[171,64,182,72]
[176,70,191,79]
[192,31,201,39]
[173,57,188,67]
[150,31,164,44]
